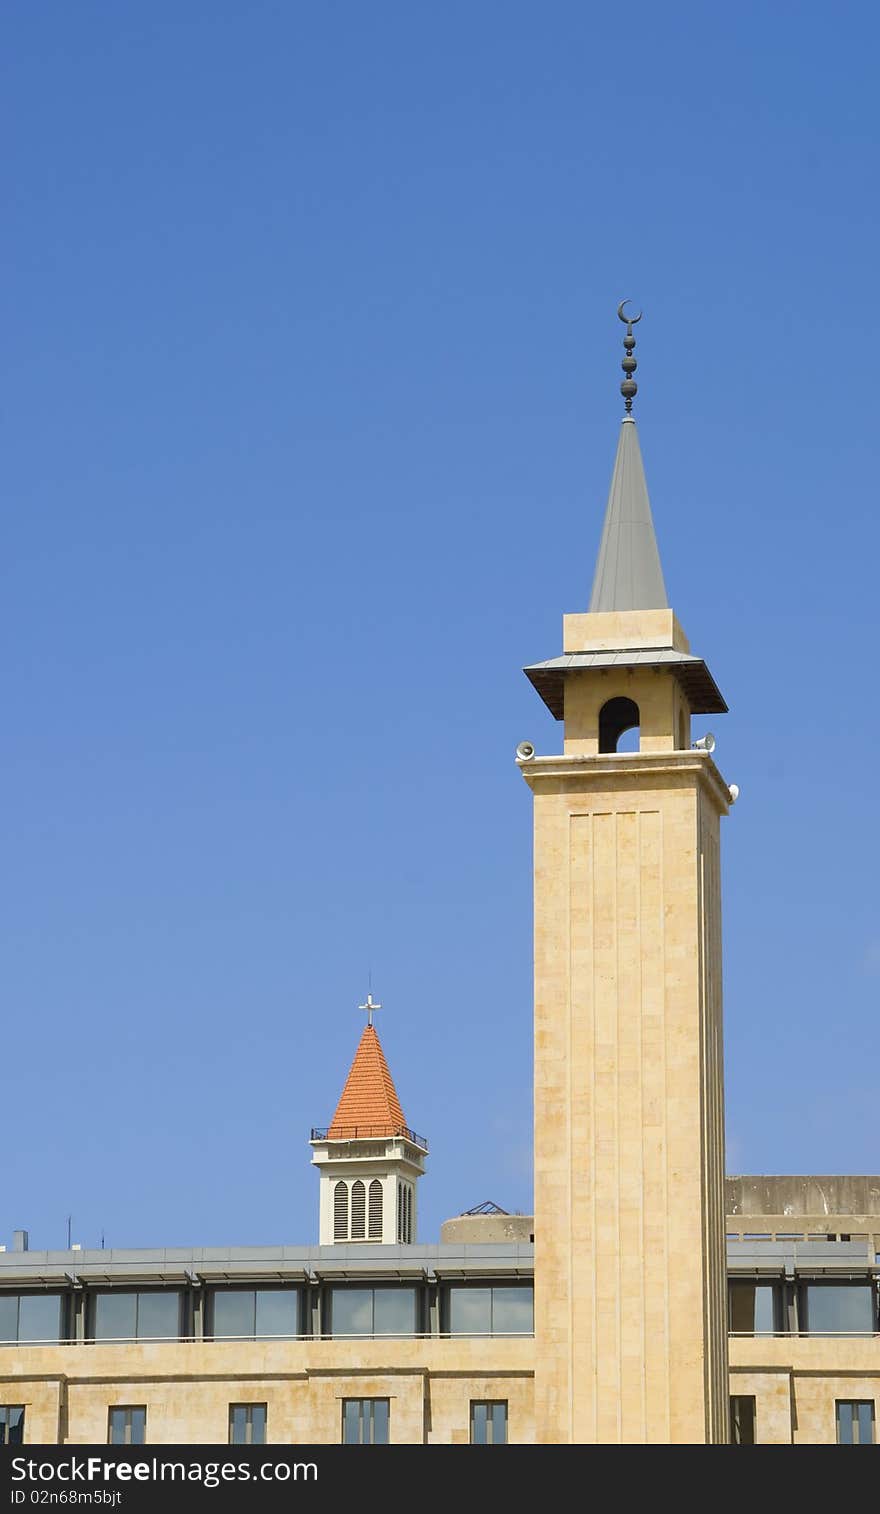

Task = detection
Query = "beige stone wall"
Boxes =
[0,1337,533,1445]
[426,1373,535,1445]
[0,1376,63,1444]
[562,668,688,755]
[730,1337,880,1444]
[698,787,729,1441]
[3,1335,877,1444]
[526,746,730,1443]
[729,1370,793,1444]
[562,609,690,655]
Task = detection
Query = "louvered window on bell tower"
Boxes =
[406,1183,413,1243]
[333,1181,349,1241]
[351,1180,366,1240]
[368,1180,383,1240]
[396,1182,403,1243]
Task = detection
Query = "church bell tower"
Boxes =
[520,306,731,1443]
[310,995,427,1246]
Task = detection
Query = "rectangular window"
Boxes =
[210,1289,299,1340]
[341,1398,389,1445]
[0,1407,25,1446]
[730,1395,756,1444]
[836,1400,875,1445]
[108,1407,146,1445]
[803,1285,875,1335]
[470,1400,508,1445]
[447,1285,534,1336]
[0,1294,63,1344]
[728,1282,778,1335]
[328,1286,418,1338]
[229,1404,267,1445]
[92,1292,181,1342]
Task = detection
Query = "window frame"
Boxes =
[444,1282,535,1337]
[0,1406,25,1446]
[341,1397,390,1445]
[228,1402,268,1445]
[207,1286,301,1342]
[729,1394,757,1444]
[727,1280,780,1336]
[89,1289,183,1343]
[799,1281,877,1336]
[326,1284,421,1339]
[107,1406,146,1445]
[0,1291,66,1345]
[470,1399,508,1445]
[836,1399,875,1445]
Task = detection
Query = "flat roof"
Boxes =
[0,1238,876,1287]
[0,1242,535,1285]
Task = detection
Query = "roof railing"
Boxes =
[310,1124,428,1150]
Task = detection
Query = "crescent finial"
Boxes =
[617,299,643,325]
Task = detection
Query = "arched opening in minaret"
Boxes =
[599,696,640,754]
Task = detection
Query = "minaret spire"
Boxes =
[588,302,668,613]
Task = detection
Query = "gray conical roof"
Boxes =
[588,416,668,612]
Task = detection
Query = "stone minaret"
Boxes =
[310,996,427,1245]
[520,305,731,1443]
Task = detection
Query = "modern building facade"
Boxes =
[2,313,877,1446]
[0,1180,878,1445]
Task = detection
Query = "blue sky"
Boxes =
[3,2,878,1251]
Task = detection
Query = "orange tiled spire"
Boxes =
[327,1023,408,1138]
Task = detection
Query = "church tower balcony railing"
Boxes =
[310,1124,428,1150]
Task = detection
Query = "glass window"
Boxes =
[448,1286,534,1336]
[471,1400,508,1444]
[342,1398,389,1445]
[92,1292,180,1342]
[135,1292,180,1340]
[331,1289,373,1337]
[93,1293,138,1341]
[0,1297,17,1342]
[18,1294,62,1343]
[0,1407,25,1446]
[491,1287,534,1335]
[0,1294,63,1344]
[255,1290,298,1339]
[108,1407,146,1445]
[373,1288,417,1336]
[211,1290,254,1339]
[730,1395,756,1444]
[837,1400,875,1445]
[229,1404,267,1445]
[803,1285,875,1334]
[210,1289,298,1340]
[329,1287,417,1338]
[728,1283,778,1335]
[449,1287,492,1335]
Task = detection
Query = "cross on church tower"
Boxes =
[359,992,382,1028]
